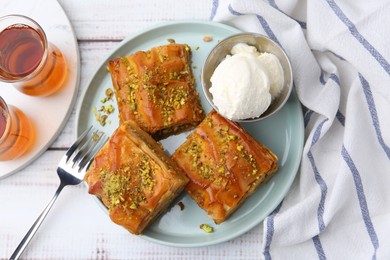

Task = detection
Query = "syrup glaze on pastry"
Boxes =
[84,121,188,234]
[108,43,204,140]
[172,110,278,224]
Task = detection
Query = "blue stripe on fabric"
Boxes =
[267,0,307,29]
[318,70,346,127]
[209,0,219,21]
[320,70,326,85]
[255,15,281,45]
[263,201,283,260]
[336,110,345,126]
[228,4,281,45]
[305,118,329,260]
[308,151,327,232]
[359,73,390,159]
[326,0,390,76]
[311,119,327,146]
[313,235,327,260]
[304,110,314,128]
[319,71,340,86]
[341,145,379,260]
[329,73,340,85]
[307,119,328,256]
[228,4,242,16]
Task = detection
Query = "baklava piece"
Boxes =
[108,43,204,140]
[171,110,278,224]
[84,121,189,235]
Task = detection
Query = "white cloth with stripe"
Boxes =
[211,0,390,259]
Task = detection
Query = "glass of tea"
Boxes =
[0,14,67,96]
[0,96,35,161]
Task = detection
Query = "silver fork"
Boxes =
[9,126,108,260]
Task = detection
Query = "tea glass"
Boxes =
[0,14,67,96]
[0,96,34,161]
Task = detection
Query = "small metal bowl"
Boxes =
[202,33,293,122]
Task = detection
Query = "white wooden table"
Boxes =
[0,1,263,259]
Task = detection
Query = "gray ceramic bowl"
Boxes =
[202,33,293,122]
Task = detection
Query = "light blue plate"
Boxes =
[76,20,304,247]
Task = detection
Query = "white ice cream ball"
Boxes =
[231,43,260,56]
[257,52,284,99]
[210,53,271,120]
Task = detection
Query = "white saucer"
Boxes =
[0,0,80,178]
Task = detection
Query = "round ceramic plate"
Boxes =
[0,0,80,178]
[76,20,304,247]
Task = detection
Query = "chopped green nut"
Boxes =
[130,203,138,209]
[105,88,114,97]
[102,105,115,114]
[200,224,214,233]
[92,133,100,142]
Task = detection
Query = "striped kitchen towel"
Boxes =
[210,0,390,259]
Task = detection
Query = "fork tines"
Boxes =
[67,126,108,172]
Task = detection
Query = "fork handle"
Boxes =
[9,182,65,260]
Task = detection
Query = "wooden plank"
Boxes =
[58,0,211,40]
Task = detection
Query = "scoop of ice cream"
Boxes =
[209,43,285,120]
[257,53,284,99]
[231,42,260,56]
[210,52,271,120]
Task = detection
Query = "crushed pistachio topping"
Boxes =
[99,156,158,211]
[236,144,259,178]
[158,52,167,63]
[227,134,237,141]
[201,117,261,182]
[92,132,102,142]
[102,172,130,206]
[101,88,114,103]
[118,59,139,113]
[94,87,115,126]
[101,104,115,114]
[139,156,156,192]
[200,224,214,233]
[167,38,175,43]
[184,142,202,168]
[160,85,190,123]
[93,107,108,126]
[205,118,213,128]
[195,46,200,51]
[199,165,213,179]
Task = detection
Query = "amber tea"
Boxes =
[0,15,67,96]
[0,24,44,79]
[0,97,34,161]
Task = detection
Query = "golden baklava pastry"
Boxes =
[84,120,189,235]
[171,110,278,224]
[107,43,204,140]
